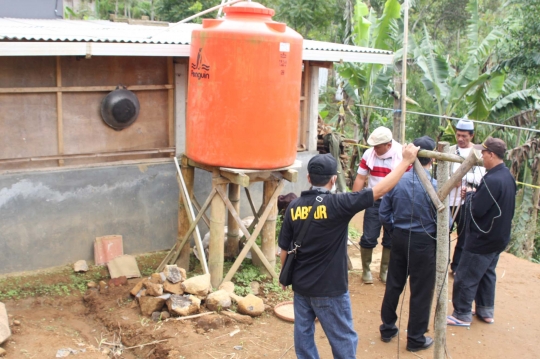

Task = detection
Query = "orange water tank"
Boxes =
[186,1,303,169]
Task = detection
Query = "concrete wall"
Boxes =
[0,0,63,19]
[0,152,315,274]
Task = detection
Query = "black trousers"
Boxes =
[450,205,467,272]
[380,228,436,349]
[360,199,392,249]
[451,250,499,322]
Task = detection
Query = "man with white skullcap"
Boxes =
[352,127,407,284]
[449,117,485,275]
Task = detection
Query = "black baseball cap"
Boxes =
[413,136,436,151]
[308,154,338,176]
[473,137,507,157]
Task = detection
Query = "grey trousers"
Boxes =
[451,250,499,322]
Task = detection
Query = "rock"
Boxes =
[220,311,253,325]
[196,314,231,331]
[151,311,162,322]
[12,320,20,326]
[73,260,88,272]
[235,294,264,317]
[249,281,260,295]
[161,311,171,320]
[98,281,108,293]
[130,279,147,296]
[150,273,163,284]
[139,296,166,316]
[264,304,273,312]
[218,281,235,294]
[109,276,128,287]
[0,347,5,357]
[144,282,164,297]
[181,274,211,298]
[138,289,147,297]
[0,302,11,344]
[178,268,187,281]
[166,295,200,316]
[168,350,180,358]
[163,280,183,295]
[205,290,231,312]
[87,281,97,289]
[164,265,183,284]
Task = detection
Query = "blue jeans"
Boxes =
[294,292,358,359]
[360,200,392,249]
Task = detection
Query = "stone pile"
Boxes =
[129,265,264,320]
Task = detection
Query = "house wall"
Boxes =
[0,56,319,274]
[0,0,63,19]
[0,151,315,274]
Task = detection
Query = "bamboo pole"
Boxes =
[225,183,241,259]
[392,74,403,143]
[177,156,194,270]
[215,187,278,280]
[419,149,483,166]
[434,142,450,359]
[413,159,445,212]
[222,180,285,283]
[437,148,480,200]
[158,187,216,271]
[255,179,278,275]
[209,169,227,288]
[398,0,410,144]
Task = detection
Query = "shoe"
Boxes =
[381,332,397,343]
[360,247,373,284]
[380,247,391,283]
[447,315,471,327]
[406,336,434,352]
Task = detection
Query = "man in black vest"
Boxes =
[278,143,419,359]
[447,137,516,327]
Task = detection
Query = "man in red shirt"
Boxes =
[352,127,405,284]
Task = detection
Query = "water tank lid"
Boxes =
[223,1,275,16]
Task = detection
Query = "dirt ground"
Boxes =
[2,212,540,359]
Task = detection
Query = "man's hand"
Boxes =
[402,143,420,165]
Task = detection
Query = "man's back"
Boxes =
[278,189,374,297]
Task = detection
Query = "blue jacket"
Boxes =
[379,169,437,235]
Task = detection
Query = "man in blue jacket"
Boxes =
[378,136,437,352]
[447,137,516,326]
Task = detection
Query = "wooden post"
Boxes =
[167,57,175,149]
[398,0,410,144]
[434,142,450,359]
[254,179,278,275]
[209,169,226,288]
[176,156,194,270]
[437,149,480,200]
[226,183,241,259]
[392,74,403,143]
[56,56,64,167]
[413,159,445,212]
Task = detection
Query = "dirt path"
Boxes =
[2,212,540,358]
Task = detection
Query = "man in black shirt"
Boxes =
[278,144,419,359]
[447,137,516,327]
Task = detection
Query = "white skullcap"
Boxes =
[367,126,393,146]
[456,117,474,131]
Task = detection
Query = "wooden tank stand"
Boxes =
[159,155,299,288]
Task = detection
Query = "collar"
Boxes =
[487,163,505,173]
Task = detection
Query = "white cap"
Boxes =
[367,126,393,146]
[456,117,474,131]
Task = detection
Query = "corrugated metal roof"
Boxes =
[0,18,392,55]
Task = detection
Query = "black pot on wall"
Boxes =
[101,85,140,130]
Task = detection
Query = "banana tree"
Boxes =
[336,0,401,143]
[413,0,505,125]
